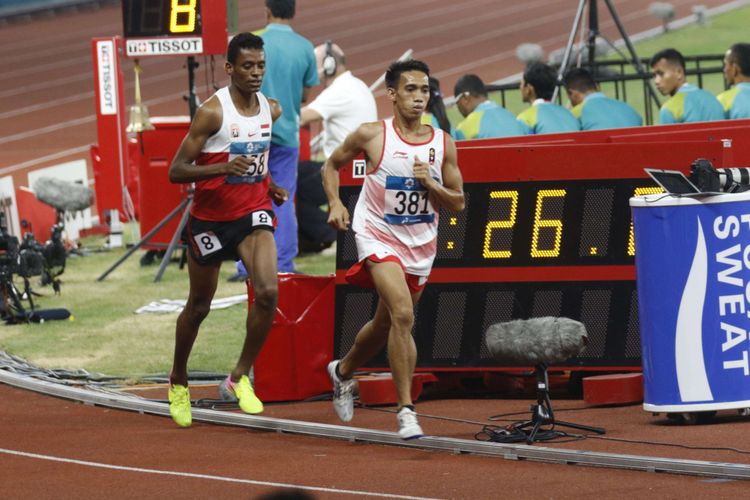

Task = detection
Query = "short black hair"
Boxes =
[384,59,430,89]
[729,43,750,77]
[650,48,685,70]
[523,62,557,101]
[454,74,487,98]
[265,0,295,19]
[563,67,597,92]
[227,33,264,65]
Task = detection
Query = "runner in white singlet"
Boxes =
[321,60,464,439]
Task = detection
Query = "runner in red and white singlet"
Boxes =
[350,117,445,283]
[322,60,464,439]
[191,85,274,221]
[165,33,288,428]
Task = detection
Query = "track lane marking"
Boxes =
[0,447,443,500]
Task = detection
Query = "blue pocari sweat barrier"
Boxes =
[632,192,750,412]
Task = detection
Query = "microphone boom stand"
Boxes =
[510,362,606,444]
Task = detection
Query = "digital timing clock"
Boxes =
[333,139,726,370]
[122,0,227,57]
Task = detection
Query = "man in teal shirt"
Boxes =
[718,43,750,119]
[563,67,642,130]
[517,62,579,134]
[453,74,526,140]
[247,0,319,274]
[650,48,724,124]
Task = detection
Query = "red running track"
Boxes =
[2,383,750,498]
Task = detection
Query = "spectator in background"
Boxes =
[297,41,377,253]
[453,74,527,140]
[563,67,642,130]
[242,0,318,275]
[718,43,750,119]
[650,48,724,124]
[421,77,454,136]
[517,63,579,134]
[300,41,377,158]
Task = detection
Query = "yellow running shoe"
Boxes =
[168,384,192,427]
[222,375,263,414]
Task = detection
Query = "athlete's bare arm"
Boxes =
[322,122,383,230]
[268,97,282,122]
[168,96,256,183]
[413,134,464,212]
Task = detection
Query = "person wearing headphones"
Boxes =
[300,41,377,157]
[297,42,377,254]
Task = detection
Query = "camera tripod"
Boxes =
[98,56,203,283]
[508,363,606,444]
[0,267,37,324]
[97,193,192,282]
[554,0,661,113]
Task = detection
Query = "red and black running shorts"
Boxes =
[182,209,275,265]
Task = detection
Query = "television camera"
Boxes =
[0,213,67,323]
[689,158,750,193]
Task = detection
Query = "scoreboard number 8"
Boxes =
[170,0,198,33]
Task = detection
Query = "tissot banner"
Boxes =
[633,194,750,411]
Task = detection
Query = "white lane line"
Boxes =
[0,73,90,99]
[0,59,209,120]
[0,19,121,55]
[0,447,443,500]
[0,116,93,146]
[0,92,93,120]
[0,53,92,82]
[0,145,91,176]
[0,82,209,150]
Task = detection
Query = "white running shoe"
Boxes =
[327,360,356,422]
[397,407,424,440]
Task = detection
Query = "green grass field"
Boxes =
[2,5,749,379]
[0,227,334,379]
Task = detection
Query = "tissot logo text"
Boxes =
[96,41,117,115]
[126,38,203,56]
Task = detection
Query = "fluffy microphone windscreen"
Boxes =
[34,177,94,212]
[485,317,588,366]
